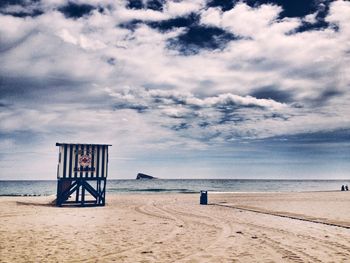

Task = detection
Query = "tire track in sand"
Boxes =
[155,203,239,262]
[151,201,227,261]
[95,200,189,262]
[75,201,180,262]
[226,209,350,260]
[160,203,341,263]
[162,204,312,262]
[211,205,349,262]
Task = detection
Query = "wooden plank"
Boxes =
[101,145,105,178]
[69,144,73,178]
[82,181,99,199]
[63,145,67,178]
[56,181,61,206]
[75,181,80,202]
[91,145,95,178]
[96,145,100,178]
[74,144,78,178]
[56,180,77,206]
[80,145,84,178]
[101,178,106,205]
[81,185,85,206]
[85,144,90,178]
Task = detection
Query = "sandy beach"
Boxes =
[1,192,350,262]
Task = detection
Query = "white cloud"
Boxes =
[57,28,107,50]
[165,0,205,17]
[327,0,350,36]
[200,7,222,27]
[201,3,300,38]
[113,8,169,23]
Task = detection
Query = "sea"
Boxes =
[0,179,349,196]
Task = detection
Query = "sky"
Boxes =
[0,0,349,180]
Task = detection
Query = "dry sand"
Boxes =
[1,192,350,262]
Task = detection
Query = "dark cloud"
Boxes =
[198,121,210,128]
[0,130,42,145]
[0,0,43,17]
[119,13,239,54]
[0,29,38,53]
[291,0,335,33]
[269,128,350,144]
[119,19,143,31]
[119,13,200,32]
[149,12,240,54]
[244,0,332,18]
[58,2,95,19]
[320,89,342,99]
[207,0,324,17]
[106,57,117,66]
[146,0,165,11]
[311,89,343,106]
[126,0,165,11]
[150,93,187,106]
[126,0,143,10]
[0,75,95,104]
[207,0,237,12]
[218,113,247,124]
[244,0,333,18]
[0,8,43,17]
[143,83,177,90]
[171,122,190,131]
[148,13,199,31]
[168,25,239,55]
[0,102,11,108]
[0,0,39,8]
[251,86,294,103]
[264,112,289,121]
[291,70,326,81]
[113,103,148,113]
[294,20,329,33]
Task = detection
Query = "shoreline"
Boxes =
[0,189,345,197]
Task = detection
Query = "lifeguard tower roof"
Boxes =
[56,143,112,146]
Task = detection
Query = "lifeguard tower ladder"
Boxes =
[55,143,111,207]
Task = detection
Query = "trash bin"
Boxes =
[200,190,208,205]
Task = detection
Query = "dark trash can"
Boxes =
[200,190,208,205]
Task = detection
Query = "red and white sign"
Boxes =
[79,155,92,167]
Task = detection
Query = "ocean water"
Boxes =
[0,179,349,196]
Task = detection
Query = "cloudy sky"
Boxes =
[0,0,349,180]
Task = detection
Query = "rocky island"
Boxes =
[136,173,157,180]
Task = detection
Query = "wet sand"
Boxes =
[1,192,350,262]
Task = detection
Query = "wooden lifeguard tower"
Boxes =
[55,143,111,207]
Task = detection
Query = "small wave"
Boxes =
[0,194,43,197]
[108,188,197,193]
